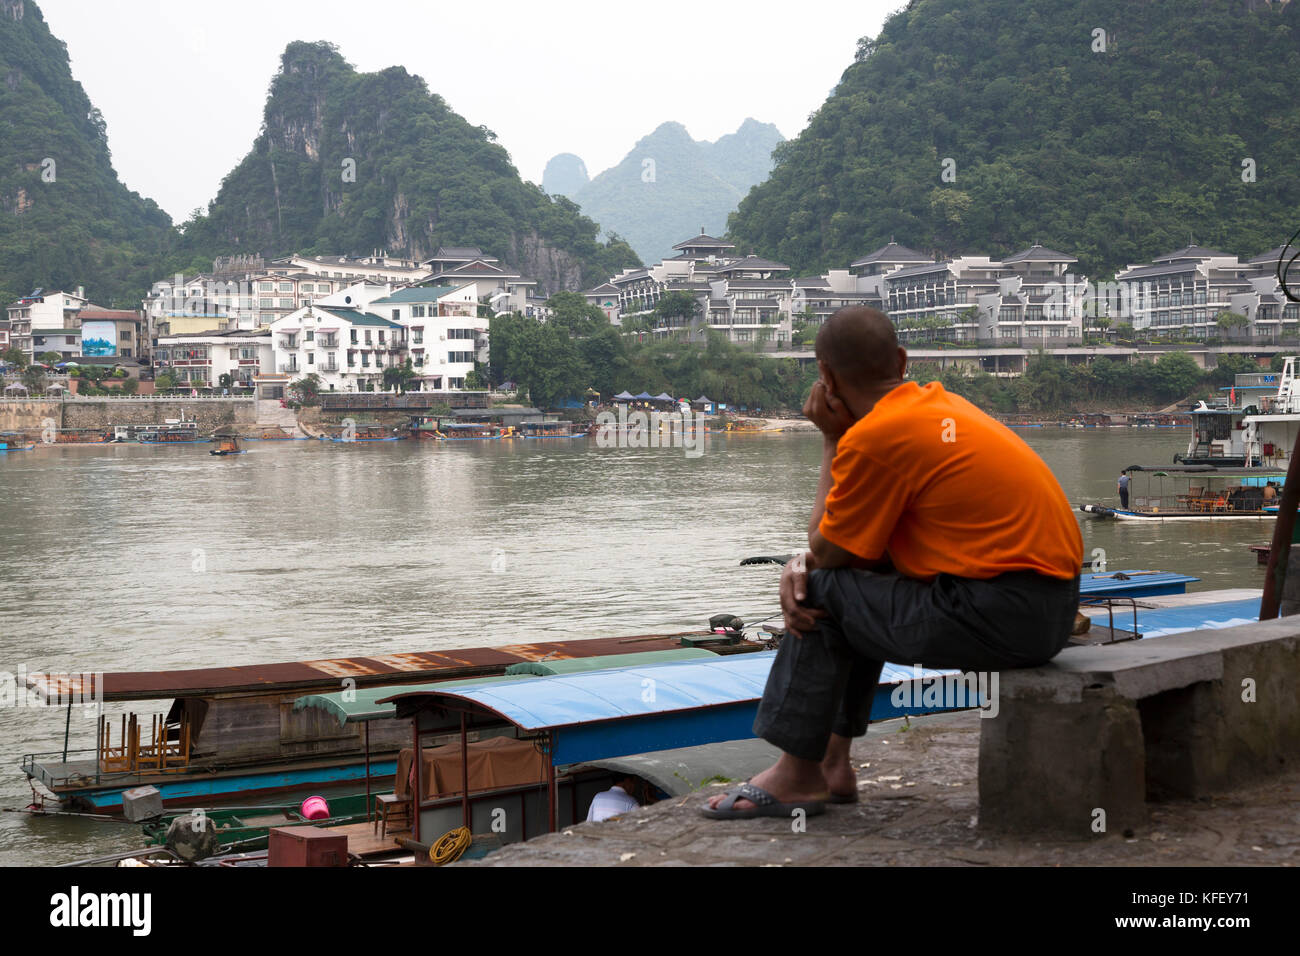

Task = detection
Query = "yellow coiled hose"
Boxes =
[429,826,472,866]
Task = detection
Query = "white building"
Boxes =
[153,329,274,387]
[420,247,540,317]
[269,304,406,393]
[598,232,801,345]
[6,288,87,359]
[1115,245,1299,339]
[369,285,486,391]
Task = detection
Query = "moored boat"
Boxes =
[20,632,756,814]
[436,421,509,440]
[1080,464,1288,520]
[49,428,114,444]
[325,422,403,442]
[516,421,582,439]
[124,419,203,444]
[0,431,36,451]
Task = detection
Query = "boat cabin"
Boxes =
[1085,465,1287,520]
[20,633,753,813]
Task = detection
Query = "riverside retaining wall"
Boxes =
[0,399,256,432]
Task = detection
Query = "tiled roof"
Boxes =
[318,308,403,329]
[1001,243,1078,264]
[671,233,736,250]
[1119,262,1202,280]
[717,256,790,273]
[430,247,487,260]
[850,242,930,268]
[1153,245,1231,263]
[370,285,466,304]
[1247,246,1290,265]
[885,261,954,280]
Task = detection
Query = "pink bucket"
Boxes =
[300,795,330,820]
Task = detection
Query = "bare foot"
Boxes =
[705,754,828,811]
[822,733,857,797]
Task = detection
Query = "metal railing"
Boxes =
[319,391,489,410]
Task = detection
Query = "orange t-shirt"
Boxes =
[818,382,1082,580]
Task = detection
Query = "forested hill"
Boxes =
[727,0,1300,279]
[570,119,783,265]
[180,42,639,294]
[0,0,173,307]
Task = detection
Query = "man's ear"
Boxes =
[818,360,841,397]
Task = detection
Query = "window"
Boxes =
[306,329,314,342]
[392,310,400,321]
[412,306,425,318]
[278,299,293,309]
[229,348,239,360]
[379,331,386,344]
[301,284,313,293]
[413,330,423,345]
[365,331,372,345]
[350,330,358,344]
[449,377,465,389]
[307,353,314,365]
[260,282,273,292]
[279,282,293,293]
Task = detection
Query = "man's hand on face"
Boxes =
[780,552,826,638]
[803,380,856,442]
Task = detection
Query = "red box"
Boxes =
[268,826,349,867]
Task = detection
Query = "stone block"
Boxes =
[121,785,163,822]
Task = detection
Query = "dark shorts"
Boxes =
[753,567,1079,761]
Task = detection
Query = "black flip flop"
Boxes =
[700,781,826,820]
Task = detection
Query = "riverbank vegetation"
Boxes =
[489,296,817,410]
[912,352,1280,415]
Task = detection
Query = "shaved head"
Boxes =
[814,307,904,386]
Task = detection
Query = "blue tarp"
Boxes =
[1080,570,1199,597]
[381,653,967,764]
[1129,598,1261,638]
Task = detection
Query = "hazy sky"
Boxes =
[36,0,901,223]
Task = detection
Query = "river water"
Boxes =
[0,427,1272,864]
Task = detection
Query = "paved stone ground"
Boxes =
[463,711,1300,867]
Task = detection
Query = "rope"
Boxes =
[429,826,472,866]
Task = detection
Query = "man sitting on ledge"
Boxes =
[704,306,1083,819]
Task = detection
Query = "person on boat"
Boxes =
[586,774,642,822]
[1264,482,1278,502]
[703,306,1082,820]
[1117,472,1130,509]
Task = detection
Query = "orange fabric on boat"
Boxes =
[394,735,547,799]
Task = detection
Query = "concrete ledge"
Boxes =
[980,619,1300,837]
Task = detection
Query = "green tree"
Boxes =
[382,359,416,394]
[1214,311,1250,342]
[545,291,605,336]
[1153,351,1203,400]
[21,365,45,392]
[651,291,702,332]
[288,372,324,406]
[2,347,28,369]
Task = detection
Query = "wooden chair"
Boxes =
[373,792,411,839]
